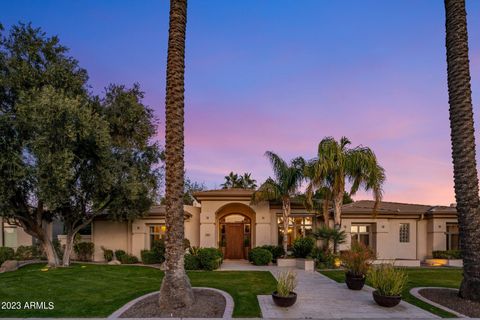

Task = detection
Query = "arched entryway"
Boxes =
[216,203,256,259]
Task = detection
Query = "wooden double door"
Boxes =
[225,223,245,259]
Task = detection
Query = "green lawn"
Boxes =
[0,264,276,318]
[320,268,463,318]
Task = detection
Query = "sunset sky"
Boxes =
[3,0,480,205]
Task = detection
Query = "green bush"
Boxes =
[311,247,337,269]
[198,248,223,271]
[141,250,164,264]
[74,242,94,261]
[114,250,126,261]
[368,264,408,297]
[249,247,272,266]
[14,245,34,260]
[260,245,285,263]
[432,250,462,259]
[0,247,15,264]
[120,254,138,264]
[101,247,113,262]
[150,240,166,263]
[184,254,201,270]
[292,237,315,258]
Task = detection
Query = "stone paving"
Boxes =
[219,260,438,319]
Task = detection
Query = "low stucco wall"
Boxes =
[92,220,128,261]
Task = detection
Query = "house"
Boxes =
[89,189,460,265]
[0,218,33,249]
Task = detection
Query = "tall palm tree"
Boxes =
[251,152,305,254]
[444,0,480,301]
[305,137,385,231]
[241,172,257,189]
[221,172,242,189]
[159,0,194,310]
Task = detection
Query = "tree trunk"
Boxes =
[159,0,194,310]
[322,199,330,227]
[62,233,74,267]
[332,191,344,253]
[282,197,291,255]
[40,235,60,268]
[445,0,480,301]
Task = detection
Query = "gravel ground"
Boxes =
[119,289,226,318]
[419,288,480,318]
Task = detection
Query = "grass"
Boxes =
[320,268,463,318]
[0,263,276,318]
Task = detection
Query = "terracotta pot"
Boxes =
[372,290,401,307]
[345,272,366,290]
[272,291,297,307]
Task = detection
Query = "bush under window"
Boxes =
[120,253,139,264]
[0,247,15,264]
[259,245,285,262]
[292,237,315,258]
[249,247,272,266]
[74,242,94,261]
[432,250,462,259]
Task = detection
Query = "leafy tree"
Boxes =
[58,83,161,266]
[221,171,257,189]
[183,177,206,205]
[305,137,385,235]
[0,23,88,266]
[159,0,194,310]
[444,0,480,300]
[302,188,353,225]
[252,152,305,254]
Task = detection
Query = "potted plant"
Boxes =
[369,264,408,307]
[272,270,298,307]
[243,237,250,259]
[340,241,376,290]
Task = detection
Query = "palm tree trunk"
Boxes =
[445,0,480,301]
[159,0,194,310]
[282,197,291,255]
[332,191,343,230]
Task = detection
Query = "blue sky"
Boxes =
[2,0,480,204]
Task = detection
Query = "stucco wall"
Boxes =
[1,218,33,249]
[92,220,128,261]
[340,218,420,260]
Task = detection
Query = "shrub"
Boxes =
[31,243,45,259]
[0,247,15,264]
[141,250,157,264]
[312,247,337,269]
[101,247,113,262]
[189,246,200,256]
[120,254,139,264]
[292,237,315,258]
[14,245,34,260]
[53,239,64,258]
[114,249,126,261]
[249,247,272,266]
[368,264,408,297]
[184,254,201,270]
[276,270,297,297]
[341,242,376,276]
[74,242,94,261]
[151,240,166,262]
[260,245,285,263]
[198,247,223,271]
[432,250,462,259]
[314,226,347,253]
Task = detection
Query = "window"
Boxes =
[149,225,166,248]
[277,215,314,247]
[3,225,18,248]
[350,224,371,247]
[446,223,459,250]
[399,223,410,243]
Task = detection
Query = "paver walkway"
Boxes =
[219,260,438,319]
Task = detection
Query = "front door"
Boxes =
[225,224,244,259]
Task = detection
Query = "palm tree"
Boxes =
[240,172,257,189]
[251,152,305,254]
[159,0,194,310]
[305,137,385,232]
[221,172,242,189]
[444,0,480,301]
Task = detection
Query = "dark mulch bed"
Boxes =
[120,288,226,318]
[419,288,480,318]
